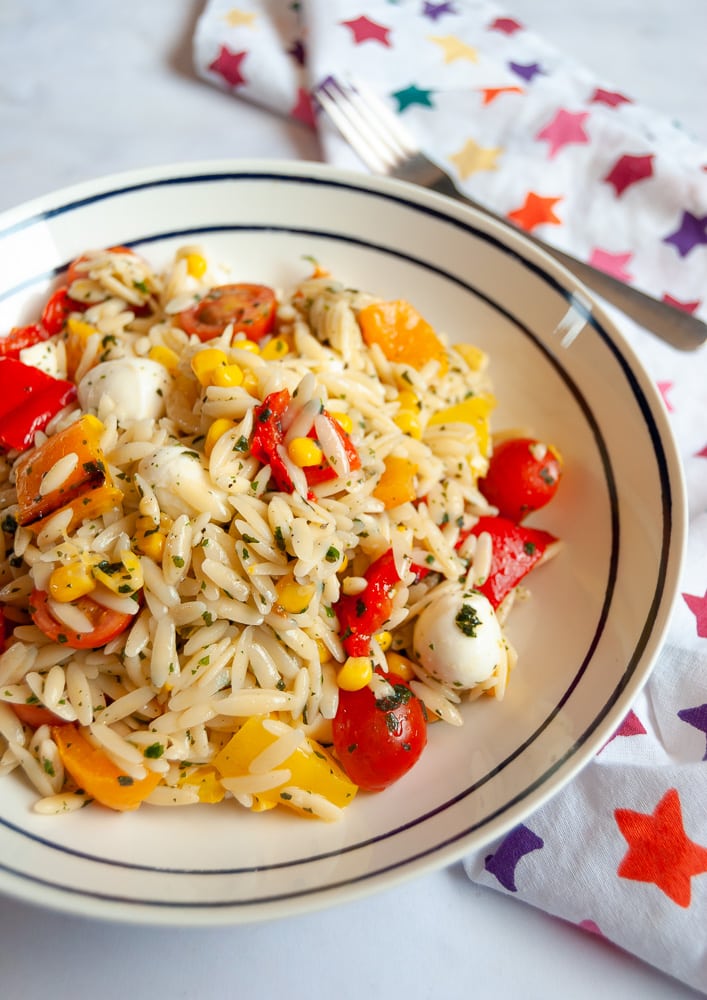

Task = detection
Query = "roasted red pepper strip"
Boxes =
[250,389,294,492]
[40,286,74,335]
[462,516,557,608]
[304,412,362,486]
[0,358,77,452]
[336,548,401,657]
[0,323,51,359]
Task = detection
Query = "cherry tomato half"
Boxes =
[29,589,133,650]
[478,437,562,522]
[177,284,277,343]
[332,673,427,791]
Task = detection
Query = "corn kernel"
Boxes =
[314,638,332,663]
[148,344,179,373]
[396,390,419,411]
[241,370,260,395]
[328,411,353,434]
[287,437,323,468]
[191,348,229,386]
[337,554,349,575]
[48,561,97,602]
[337,656,374,691]
[276,579,316,614]
[210,363,244,388]
[185,253,207,279]
[232,337,261,355]
[205,418,236,457]
[260,337,289,361]
[394,410,422,440]
[385,651,416,681]
[135,530,165,561]
[374,630,392,652]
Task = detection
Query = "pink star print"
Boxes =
[683,590,707,638]
[588,249,633,282]
[536,110,590,158]
[604,154,654,196]
[489,17,523,34]
[340,16,392,46]
[209,45,247,88]
[657,380,675,412]
[590,87,632,108]
[291,87,315,128]
[663,293,701,314]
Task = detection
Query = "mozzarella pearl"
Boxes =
[78,358,170,423]
[137,445,231,522]
[413,589,504,690]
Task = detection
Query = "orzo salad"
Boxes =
[0,246,562,820]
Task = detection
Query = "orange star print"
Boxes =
[507,193,562,232]
[615,788,707,907]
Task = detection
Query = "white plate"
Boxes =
[0,160,686,925]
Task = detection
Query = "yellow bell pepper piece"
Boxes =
[179,766,226,804]
[212,716,357,816]
[427,393,496,456]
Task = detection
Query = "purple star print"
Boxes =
[663,211,707,257]
[422,1,457,21]
[484,823,544,891]
[509,61,544,83]
[678,704,707,760]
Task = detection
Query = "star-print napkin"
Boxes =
[193,2,707,991]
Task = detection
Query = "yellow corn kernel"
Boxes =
[394,410,422,440]
[337,554,349,575]
[385,651,416,681]
[328,411,353,434]
[337,656,374,692]
[210,363,244,388]
[190,348,229,386]
[48,561,97,602]
[232,337,260,355]
[454,343,487,371]
[241,370,260,395]
[276,579,316,614]
[314,638,332,663]
[396,390,419,411]
[260,337,289,361]
[136,530,165,561]
[185,253,207,279]
[287,437,323,468]
[374,630,392,652]
[92,549,144,595]
[148,344,179,373]
[205,418,236,457]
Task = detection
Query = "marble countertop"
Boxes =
[0,2,704,998]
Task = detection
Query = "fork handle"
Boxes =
[429,177,706,351]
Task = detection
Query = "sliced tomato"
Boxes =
[479,437,562,522]
[332,672,427,791]
[177,284,276,342]
[12,702,67,728]
[29,588,133,650]
[0,323,51,359]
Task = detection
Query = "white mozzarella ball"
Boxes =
[413,588,504,690]
[137,445,231,522]
[78,358,170,423]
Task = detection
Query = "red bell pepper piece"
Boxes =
[304,412,362,485]
[336,548,401,657]
[250,389,295,493]
[462,515,557,608]
[0,358,77,452]
[40,286,75,336]
[0,323,51,359]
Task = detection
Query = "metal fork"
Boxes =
[315,77,706,351]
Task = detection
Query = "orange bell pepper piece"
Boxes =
[358,300,448,374]
[373,455,418,509]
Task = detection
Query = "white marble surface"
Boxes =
[0,2,705,998]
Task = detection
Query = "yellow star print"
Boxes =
[428,34,478,64]
[449,138,502,180]
[223,8,257,28]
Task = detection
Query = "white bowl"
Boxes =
[0,160,686,924]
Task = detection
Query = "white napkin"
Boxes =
[193,3,707,991]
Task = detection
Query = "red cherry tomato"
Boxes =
[177,284,276,342]
[479,437,562,522]
[0,323,51,359]
[332,673,427,791]
[29,589,133,650]
[12,703,67,728]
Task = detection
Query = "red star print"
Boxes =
[662,293,701,314]
[291,87,315,128]
[209,45,247,88]
[615,788,707,907]
[588,249,633,282]
[479,85,523,106]
[489,17,523,34]
[697,444,707,459]
[536,109,590,158]
[683,590,707,637]
[657,380,674,412]
[600,708,647,752]
[604,154,654,196]
[507,193,562,232]
[340,15,392,46]
[590,87,632,108]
